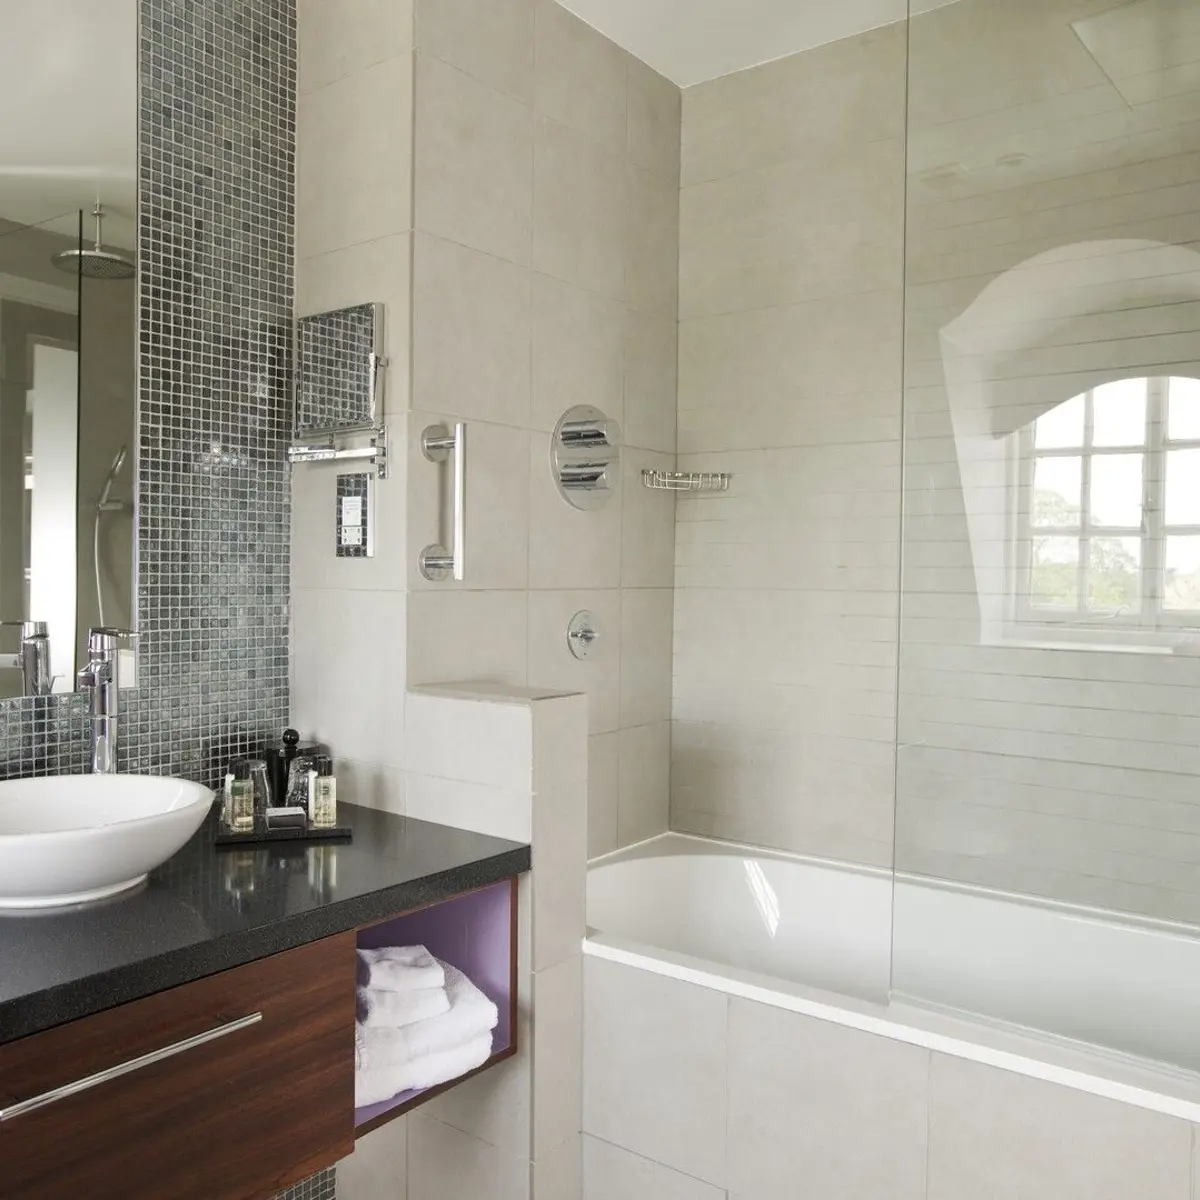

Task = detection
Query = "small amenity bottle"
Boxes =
[311,755,337,828]
[227,760,255,833]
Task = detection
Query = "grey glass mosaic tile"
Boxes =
[296,302,383,434]
[275,1166,336,1200]
[0,0,294,793]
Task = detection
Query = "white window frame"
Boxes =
[1009,376,1200,650]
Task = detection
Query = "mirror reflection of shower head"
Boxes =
[52,201,135,281]
[97,444,129,512]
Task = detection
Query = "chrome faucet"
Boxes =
[0,621,52,697]
[77,628,132,775]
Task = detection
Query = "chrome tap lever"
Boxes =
[77,628,136,775]
[0,621,52,697]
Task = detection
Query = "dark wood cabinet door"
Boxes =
[0,933,355,1200]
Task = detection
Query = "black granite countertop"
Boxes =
[0,803,530,1046]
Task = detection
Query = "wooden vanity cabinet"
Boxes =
[0,933,355,1200]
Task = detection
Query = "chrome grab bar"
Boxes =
[419,422,466,582]
[0,1012,263,1122]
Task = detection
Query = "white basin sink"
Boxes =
[0,775,214,909]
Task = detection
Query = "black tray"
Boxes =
[214,822,353,846]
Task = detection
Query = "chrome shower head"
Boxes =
[52,201,135,281]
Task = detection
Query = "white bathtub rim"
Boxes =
[583,932,1200,1126]
[592,830,1200,944]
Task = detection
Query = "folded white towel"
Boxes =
[356,964,499,1068]
[357,985,451,1029]
[354,1032,494,1107]
[357,945,445,993]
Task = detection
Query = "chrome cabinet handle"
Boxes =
[0,1012,263,1122]
[419,422,467,582]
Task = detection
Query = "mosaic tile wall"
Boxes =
[0,0,294,786]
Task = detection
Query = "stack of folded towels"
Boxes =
[355,944,499,1108]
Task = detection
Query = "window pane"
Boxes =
[1168,376,1200,441]
[1034,394,1085,449]
[1032,456,1081,527]
[1088,537,1141,613]
[1031,536,1079,608]
[1166,449,1200,525]
[1090,454,1143,528]
[1166,537,1200,611]
[1092,379,1147,447]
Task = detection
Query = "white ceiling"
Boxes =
[0,1,137,245]
[557,0,959,87]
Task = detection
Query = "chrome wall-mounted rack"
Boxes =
[642,469,731,493]
[287,426,389,478]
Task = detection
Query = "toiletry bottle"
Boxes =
[227,760,255,833]
[286,753,316,816]
[311,755,337,828]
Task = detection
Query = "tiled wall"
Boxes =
[894,0,1200,924]
[670,26,908,866]
[583,955,1200,1200]
[406,0,680,858]
[292,0,681,856]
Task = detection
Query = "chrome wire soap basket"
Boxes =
[642,469,731,493]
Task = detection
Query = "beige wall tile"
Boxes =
[532,691,590,792]
[291,587,407,769]
[531,955,583,1159]
[296,233,413,413]
[927,1055,1193,1200]
[412,234,532,428]
[407,1114,531,1200]
[587,731,620,858]
[407,412,530,590]
[532,779,587,971]
[422,1044,531,1158]
[727,999,929,1200]
[298,0,413,94]
[335,1113,408,1200]
[415,0,534,103]
[619,589,674,728]
[405,772,531,842]
[679,139,904,320]
[621,448,676,588]
[532,1133,582,1200]
[414,54,533,265]
[583,957,727,1186]
[404,690,532,789]
[627,58,681,182]
[534,0,627,156]
[584,1137,724,1200]
[528,430,623,590]
[406,590,529,687]
[297,54,414,258]
[527,590,621,734]
[335,759,406,815]
[533,117,626,301]
[618,722,670,846]
[531,273,625,433]
[626,163,679,318]
[623,310,677,453]
[680,23,907,187]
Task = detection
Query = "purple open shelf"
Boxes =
[354,879,516,1130]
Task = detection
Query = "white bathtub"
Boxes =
[585,833,1200,1121]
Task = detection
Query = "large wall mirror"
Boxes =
[0,3,137,700]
